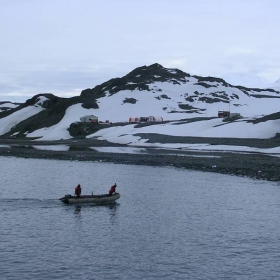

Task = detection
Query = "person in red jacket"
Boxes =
[108,183,117,196]
[75,184,82,198]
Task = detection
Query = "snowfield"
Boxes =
[1,66,280,160]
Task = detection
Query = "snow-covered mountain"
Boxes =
[221,73,280,91]
[1,63,280,141]
[220,73,269,88]
[271,79,280,91]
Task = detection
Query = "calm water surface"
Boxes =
[1,156,280,280]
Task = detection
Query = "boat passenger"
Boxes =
[109,183,117,196]
[75,184,82,198]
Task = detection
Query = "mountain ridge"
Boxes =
[1,63,280,139]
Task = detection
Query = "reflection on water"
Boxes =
[0,144,70,151]
[1,142,280,158]
[0,143,222,157]
[72,202,119,217]
[74,205,82,215]
[0,144,11,148]
[91,146,147,154]
[32,145,69,151]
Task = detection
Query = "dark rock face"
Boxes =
[80,63,191,98]
[178,104,200,110]
[68,122,101,138]
[249,111,280,124]
[3,94,80,137]
[0,101,22,113]
[123,98,137,104]
[193,75,229,87]
[0,93,100,138]
[236,85,279,93]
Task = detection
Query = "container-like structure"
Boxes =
[80,115,98,123]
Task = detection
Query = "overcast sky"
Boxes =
[1,0,280,101]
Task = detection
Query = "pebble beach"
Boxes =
[1,136,280,182]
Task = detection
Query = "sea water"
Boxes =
[1,156,280,280]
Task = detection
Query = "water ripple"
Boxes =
[1,157,280,279]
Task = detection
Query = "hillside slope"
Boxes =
[1,63,280,140]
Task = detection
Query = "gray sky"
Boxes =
[1,0,280,101]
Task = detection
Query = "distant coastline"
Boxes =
[0,137,279,182]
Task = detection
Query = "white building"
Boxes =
[148,116,163,122]
[80,115,98,123]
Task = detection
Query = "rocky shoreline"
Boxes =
[0,137,280,182]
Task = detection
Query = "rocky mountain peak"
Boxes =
[1,63,280,140]
[125,63,190,82]
[80,63,191,98]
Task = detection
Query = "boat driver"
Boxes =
[75,184,82,198]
